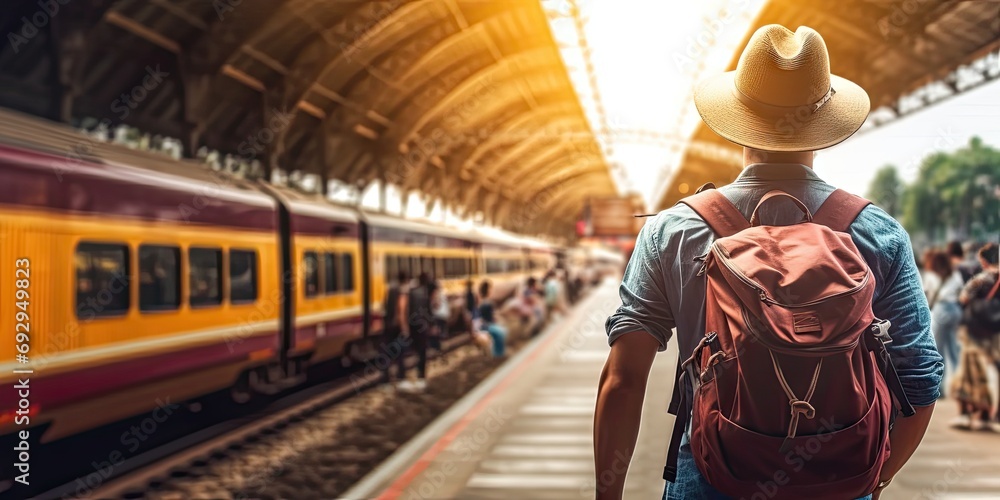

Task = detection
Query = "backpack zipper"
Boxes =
[741,306,860,354]
[712,243,871,307]
[765,272,870,308]
[695,253,709,276]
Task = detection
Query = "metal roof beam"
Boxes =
[103,11,180,53]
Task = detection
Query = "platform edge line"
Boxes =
[339,284,612,500]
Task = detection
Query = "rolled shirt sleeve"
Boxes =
[854,208,945,408]
[606,216,675,351]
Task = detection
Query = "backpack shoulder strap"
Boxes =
[677,189,750,238]
[812,189,871,232]
[986,274,1000,301]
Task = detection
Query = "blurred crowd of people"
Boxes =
[382,269,585,393]
[918,241,1000,431]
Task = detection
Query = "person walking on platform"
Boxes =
[399,272,434,392]
[948,240,980,283]
[429,277,449,351]
[381,271,409,384]
[596,25,942,500]
[464,279,477,329]
[927,250,964,384]
[953,243,1000,429]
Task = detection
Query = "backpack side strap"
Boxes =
[812,189,871,233]
[663,358,689,482]
[677,189,750,238]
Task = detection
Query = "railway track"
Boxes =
[30,335,471,500]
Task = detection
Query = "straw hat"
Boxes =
[693,24,870,152]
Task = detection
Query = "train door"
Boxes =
[360,219,371,338]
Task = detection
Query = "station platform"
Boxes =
[344,280,1000,500]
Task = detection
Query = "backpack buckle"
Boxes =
[869,319,892,345]
[699,351,726,383]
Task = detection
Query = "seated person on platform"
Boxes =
[478,280,507,358]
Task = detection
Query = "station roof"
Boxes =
[656,0,1000,210]
[0,0,615,236]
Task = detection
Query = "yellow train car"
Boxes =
[273,190,366,368]
[0,109,566,448]
[0,113,282,442]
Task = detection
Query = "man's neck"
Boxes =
[743,148,815,168]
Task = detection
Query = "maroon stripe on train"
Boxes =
[289,212,360,238]
[11,330,280,416]
[293,315,365,348]
[369,224,475,249]
[0,144,278,230]
[3,314,378,417]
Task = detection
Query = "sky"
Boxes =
[542,0,1000,207]
[818,80,1000,195]
[542,0,766,206]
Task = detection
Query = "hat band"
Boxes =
[733,83,837,115]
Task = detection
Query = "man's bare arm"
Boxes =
[398,294,409,334]
[594,331,660,500]
[874,403,935,498]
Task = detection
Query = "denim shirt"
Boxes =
[605,163,945,499]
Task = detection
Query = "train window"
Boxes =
[324,252,339,294]
[75,242,130,318]
[341,254,355,291]
[303,252,320,298]
[139,245,180,312]
[445,258,468,279]
[189,247,223,307]
[385,255,398,284]
[417,257,434,278]
[230,249,258,303]
[486,258,502,274]
[394,255,406,281]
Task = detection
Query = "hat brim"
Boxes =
[693,72,871,152]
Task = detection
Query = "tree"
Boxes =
[892,137,1000,243]
[866,165,903,217]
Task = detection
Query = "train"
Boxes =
[0,109,562,444]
